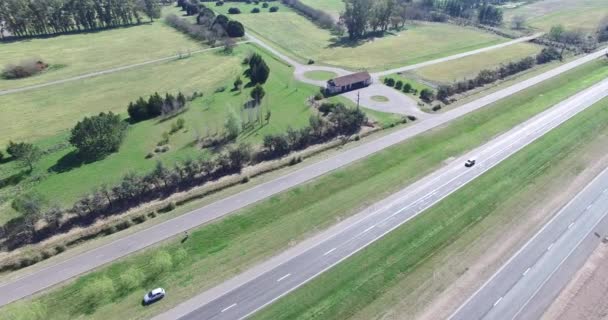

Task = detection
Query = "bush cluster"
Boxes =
[437,56,538,101]
[383,78,419,95]
[127,91,187,122]
[2,59,48,79]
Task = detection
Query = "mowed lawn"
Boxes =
[236,9,508,70]
[0,48,240,145]
[504,0,608,32]
[0,8,205,90]
[412,42,543,83]
[254,96,608,320]
[3,58,607,320]
[300,0,344,16]
[0,43,327,215]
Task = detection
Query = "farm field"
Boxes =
[0,8,205,91]
[412,42,543,83]
[0,42,397,224]
[300,0,344,16]
[232,8,508,70]
[504,0,608,32]
[3,57,607,320]
[254,95,608,320]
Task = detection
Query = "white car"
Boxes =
[143,288,166,305]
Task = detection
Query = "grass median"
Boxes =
[2,58,608,320]
[253,96,608,319]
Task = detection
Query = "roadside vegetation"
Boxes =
[254,93,608,320]
[3,57,607,320]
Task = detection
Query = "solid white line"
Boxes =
[276,274,291,282]
[221,303,237,313]
[323,248,336,256]
[568,222,575,229]
[362,226,375,234]
[522,268,531,276]
[449,165,608,319]
[493,297,503,307]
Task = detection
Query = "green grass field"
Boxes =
[413,42,543,83]
[0,8,205,91]
[0,42,396,223]
[504,0,608,32]
[299,0,344,16]
[3,58,607,320]
[303,70,338,81]
[236,9,508,70]
[253,95,608,320]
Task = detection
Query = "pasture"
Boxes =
[504,0,608,32]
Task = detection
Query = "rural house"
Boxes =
[326,71,372,94]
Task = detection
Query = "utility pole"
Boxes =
[356,91,360,110]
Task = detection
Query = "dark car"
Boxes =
[465,159,476,168]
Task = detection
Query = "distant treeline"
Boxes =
[0,0,162,38]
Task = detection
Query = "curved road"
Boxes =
[0,47,604,308]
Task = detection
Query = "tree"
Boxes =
[138,0,161,22]
[549,24,565,41]
[250,84,266,105]
[536,47,561,64]
[402,83,412,93]
[223,38,237,53]
[598,17,608,43]
[512,15,526,30]
[233,76,243,91]
[478,4,503,26]
[341,0,373,39]
[42,205,63,229]
[228,7,241,14]
[419,88,434,102]
[149,250,173,278]
[6,141,42,171]
[265,109,272,124]
[177,92,187,108]
[119,267,145,294]
[69,112,128,160]
[244,53,270,84]
[224,112,241,140]
[226,20,244,37]
[147,92,164,117]
[127,97,149,121]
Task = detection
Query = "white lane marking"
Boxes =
[362,226,375,233]
[323,248,336,256]
[221,303,237,313]
[568,222,575,229]
[522,267,531,276]
[493,297,503,307]
[277,273,291,282]
[586,204,593,210]
[547,243,554,251]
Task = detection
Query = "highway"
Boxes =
[449,147,608,320]
[0,47,606,308]
[152,76,608,320]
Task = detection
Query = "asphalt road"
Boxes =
[449,163,608,320]
[154,76,608,320]
[0,48,605,308]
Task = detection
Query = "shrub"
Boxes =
[228,7,241,14]
[384,78,395,87]
[407,115,417,121]
[402,83,412,93]
[145,152,154,159]
[262,2,268,7]
[251,7,260,13]
[395,80,403,90]
[241,176,250,183]
[226,20,245,37]
[314,93,324,100]
[2,59,48,79]
[419,88,435,102]
[307,59,315,65]
[41,250,53,260]
[69,112,127,160]
[536,47,561,64]
[81,276,114,312]
[149,251,173,278]
[216,1,223,5]
[432,105,442,111]
[118,267,145,294]
[167,201,177,211]
[173,248,189,266]
[55,245,66,253]
[269,6,279,12]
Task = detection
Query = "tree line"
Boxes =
[281,0,336,29]
[0,0,161,38]
[436,47,561,101]
[127,91,187,122]
[1,102,367,251]
[166,4,245,44]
